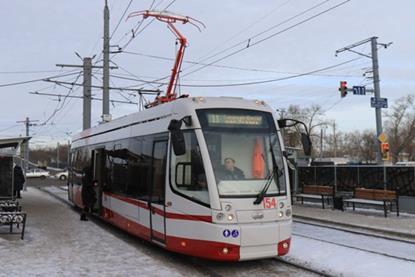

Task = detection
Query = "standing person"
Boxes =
[13,164,25,199]
[80,166,97,221]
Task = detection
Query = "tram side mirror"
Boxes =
[277,119,287,128]
[168,119,186,156]
[301,133,312,156]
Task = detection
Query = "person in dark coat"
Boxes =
[13,165,25,199]
[218,157,245,180]
[80,166,97,221]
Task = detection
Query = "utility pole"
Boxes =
[16,117,39,171]
[320,128,324,159]
[57,142,60,169]
[333,121,337,158]
[83,57,92,130]
[335,37,392,164]
[371,37,383,163]
[102,0,110,121]
[57,57,104,130]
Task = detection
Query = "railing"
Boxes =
[296,166,415,197]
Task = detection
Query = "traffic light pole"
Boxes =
[371,37,383,164]
[336,37,392,164]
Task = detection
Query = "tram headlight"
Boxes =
[216,213,225,221]
[227,214,234,221]
[285,209,292,218]
[279,202,285,209]
[222,247,229,254]
[224,204,232,212]
[278,211,284,218]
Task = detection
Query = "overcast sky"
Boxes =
[1,0,414,146]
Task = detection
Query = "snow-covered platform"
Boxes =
[0,188,199,276]
[292,203,415,241]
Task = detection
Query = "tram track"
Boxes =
[293,217,415,244]
[292,221,415,264]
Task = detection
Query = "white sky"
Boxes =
[0,0,414,146]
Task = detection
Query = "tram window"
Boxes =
[105,140,129,195]
[170,131,209,205]
[128,136,152,199]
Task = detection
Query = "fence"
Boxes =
[296,166,415,197]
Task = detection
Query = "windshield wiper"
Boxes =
[253,141,282,205]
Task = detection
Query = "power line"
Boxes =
[130,0,349,87]
[43,79,160,94]
[0,124,20,133]
[0,70,74,74]
[122,50,361,78]
[116,0,177,53]
[29,91,138,105]
[110,0,134,40]
[108,58,361,88]
[0,70,82,88]
[181,0,351,78]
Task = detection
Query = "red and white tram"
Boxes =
[68,10,296,261]
[68,97,293,261]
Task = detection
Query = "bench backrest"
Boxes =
[355,188,396,200]
[303,185,333,195]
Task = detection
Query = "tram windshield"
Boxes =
[197,109,287,197]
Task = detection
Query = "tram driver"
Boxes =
[218,157,245,180]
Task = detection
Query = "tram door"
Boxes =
[93,149,105,215]
[149,140,168,243]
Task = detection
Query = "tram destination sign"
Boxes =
[207,114,264,127]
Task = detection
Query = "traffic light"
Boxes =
[381,142,390,161]
[339,81,348,98]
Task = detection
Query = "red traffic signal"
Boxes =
[339,81,348,98]
[381,142,389,160]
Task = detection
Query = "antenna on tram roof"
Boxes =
[127,10,205,108]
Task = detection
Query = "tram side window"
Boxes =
[170,131,209,205]
[127,136,152,199]
[72,148,92,186]
[106,141,129,195]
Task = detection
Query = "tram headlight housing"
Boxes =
[216,213,225,221]
[285,208,292,218]
[227,214,234,221]
[278,211,284,218]
[224,204,232,212]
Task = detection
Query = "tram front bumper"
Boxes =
[239,219,292,260]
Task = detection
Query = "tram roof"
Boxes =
[73,96,274,142]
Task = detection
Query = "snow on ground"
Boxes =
[0,188,201,277]
[294,222,415,261]
[282,223,415,277]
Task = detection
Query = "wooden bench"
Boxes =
[343,188,399,217]
[294,185,334,209]
[0,211,27,239]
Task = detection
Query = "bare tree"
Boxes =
[280,104,328,157]
[384,95,415,163]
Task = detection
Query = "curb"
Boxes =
[293,214,415,242]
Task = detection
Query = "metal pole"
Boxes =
[102,0,110,120]
[83,57,92,130]
[320,128,323,159]
[25,117,30,171]
[57,142,60,169]
[371,37,383,164]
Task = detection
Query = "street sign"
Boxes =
[371,97,388,108]
[353,86,366,95]
[378,132,387,143]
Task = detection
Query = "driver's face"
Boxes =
[224,159,235,171]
